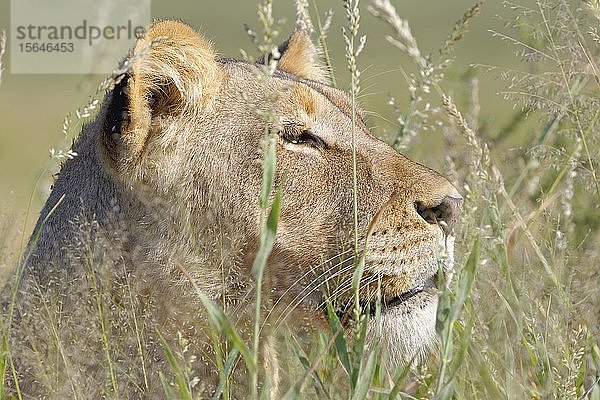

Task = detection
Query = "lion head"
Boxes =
[103,20,461,361]
[23,20,462,388]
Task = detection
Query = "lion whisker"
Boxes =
[229,248,354,328]
[319,271,384,312]
[270,258,357,330]
[270,256,359,331]
[259,248,355,325]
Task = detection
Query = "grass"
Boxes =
[2,0,600,398]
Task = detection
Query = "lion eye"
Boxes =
[282,127,326,148]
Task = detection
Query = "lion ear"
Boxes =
[122,20,221,159]
[277,29,329,83]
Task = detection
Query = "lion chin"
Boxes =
[374,290,438,366]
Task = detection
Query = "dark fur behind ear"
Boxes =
[99,73,131,165]
[102,74,130,141]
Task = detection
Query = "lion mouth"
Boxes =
[332,273,438,323]
[378,273,437,312]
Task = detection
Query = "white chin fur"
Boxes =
[368,295,438,366]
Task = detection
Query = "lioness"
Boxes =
[16,19,462,398]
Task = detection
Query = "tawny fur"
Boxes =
[12,20,461,399]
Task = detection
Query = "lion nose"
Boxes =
[415,195,463,234]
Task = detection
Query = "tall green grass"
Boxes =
[2,0,600,398]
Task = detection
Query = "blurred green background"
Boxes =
[0,0,516,261]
